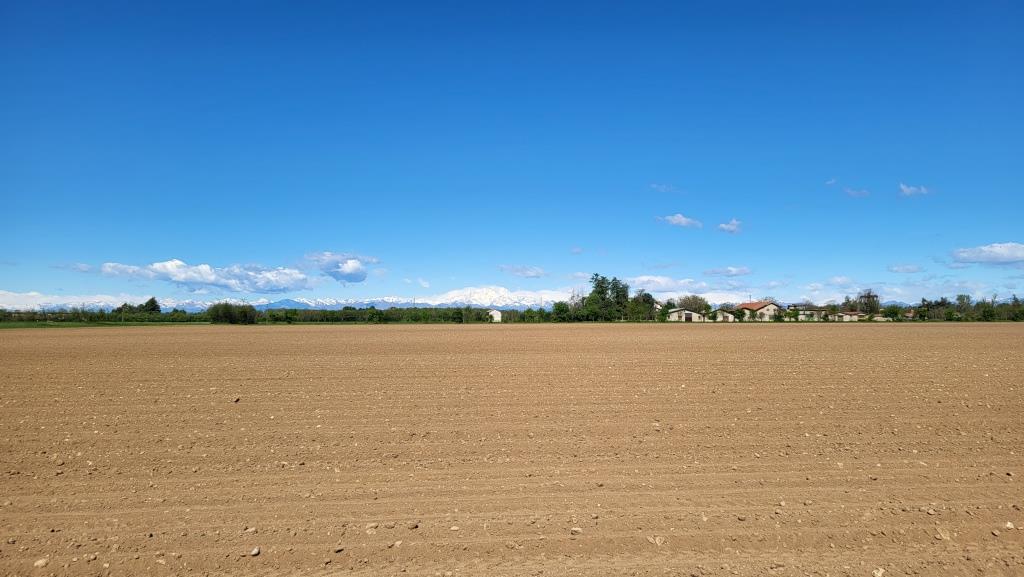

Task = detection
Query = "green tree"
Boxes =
[955,294,972,320]
[676,295,710,314]
[857,289,880,314]
[207,303,258,324]
[552,301,572,322]
[979,304,996,321]
[609,277,630,319]
[882,304,901,320]
[583,274,613,321]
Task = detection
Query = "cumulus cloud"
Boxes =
[844,187,869,198]
[100,262,154,278]
[717,218,742,234]
[952,242,1024,265]
[498,265,546,278]
[628,275,709,293]
[99,258,310,293]
[898,182,929,196]
[307,252,378,283]
[660,213,703,228]
[704,266,751,277]
[888,264,923,273]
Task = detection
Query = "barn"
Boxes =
[735,301,783,321]
[787,304,828,321]
[712,308,736,322]
[666,308,706,322]
[829,311,865,322]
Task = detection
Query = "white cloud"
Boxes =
[716,218,742,234]
[898,182,929,196]
[628,275,708,293]
[61,263,93,273]
[888,264,923,273]
[498,265,546,278]
[570,247,584,255]
[704,266,751,277]
[100,258,310,293]
[307,252,378,283]
[101,262,155,278]
[825,178,837,185]
[416,277,430,288]
[952,242,1024,265]
[650,183,678,193]
[660,213,703,228]
[827,275,855,287]
[844,187,869,198]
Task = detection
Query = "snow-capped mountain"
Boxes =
[1,286,572,312]
[251,287,571,310]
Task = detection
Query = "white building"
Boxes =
[787,305,828,322]
[487,309,502,323]
[735,301,783,321]
[712,309,736,322]
[830,311,866,322]
[666,308,706,322]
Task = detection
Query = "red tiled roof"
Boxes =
[736,301,775,311]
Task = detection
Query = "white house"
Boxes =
[712,308,736,322]
[830,311,865,322]
[787,304,827,322]
[666,308,706,322]
[487,309,502,323]
[735,301,783,321]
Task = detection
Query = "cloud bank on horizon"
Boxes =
[3,241,1021,311]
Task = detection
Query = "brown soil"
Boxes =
[1,324,1022,576]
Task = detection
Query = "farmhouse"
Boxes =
[487,309,502,323]
[666,308,706,322]
[712,308,736,322]
[736,301,783,321]
[787,304,828,322]
[830,311,866,322]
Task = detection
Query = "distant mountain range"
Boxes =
[17,286,569,313]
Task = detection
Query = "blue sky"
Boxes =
[2,1,1023,308]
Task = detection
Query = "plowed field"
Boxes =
[1,324,1022,576]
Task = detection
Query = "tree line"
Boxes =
[0,301,497,325]
[2,277,1022,325]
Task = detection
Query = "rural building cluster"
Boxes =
[663,301,893,323]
